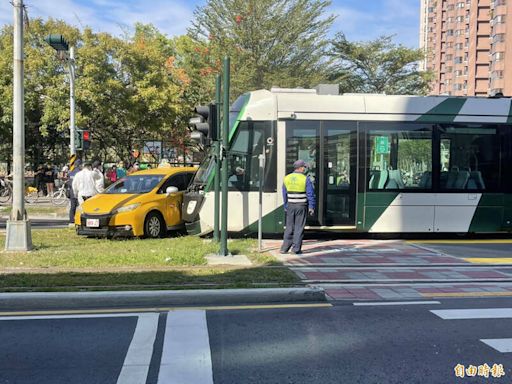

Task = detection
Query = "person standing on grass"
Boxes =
[280,160,315,255]
[72,162,99,206]
[67,160,81,225]
[92,160,105,193]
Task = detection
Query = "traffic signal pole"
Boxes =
[220,57,230,256]
[5,0,32,251]
[213,75,221,242]
[69,46,76,156]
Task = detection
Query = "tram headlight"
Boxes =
[187,200,197,215]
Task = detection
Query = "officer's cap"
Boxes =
[293,160,307,169]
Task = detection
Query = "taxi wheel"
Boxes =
[144,211,165,238]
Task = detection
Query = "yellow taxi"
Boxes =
[75,167,196,238]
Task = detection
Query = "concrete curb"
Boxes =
[0,287,326,311]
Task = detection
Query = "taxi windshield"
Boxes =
[105,174,164,194]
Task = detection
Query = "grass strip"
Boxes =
[0,268,299,292]
[0,229,297,291]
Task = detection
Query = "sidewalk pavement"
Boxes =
[263,239,512,301]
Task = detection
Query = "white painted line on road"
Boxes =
[158,310,213,384]
[431,308,512,320]
[116,313,159,384]
[480,338,512,353]
[354,301,441,306]
[0,313,143,321]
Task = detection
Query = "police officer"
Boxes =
[280,160,316,254]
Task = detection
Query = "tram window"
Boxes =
[368,128,432,190]
[227,121,276,192]
[439,125,501,190]
[285,122,320,187]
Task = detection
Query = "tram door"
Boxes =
[286,121,357,226]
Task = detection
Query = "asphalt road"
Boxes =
[2,298,512,384]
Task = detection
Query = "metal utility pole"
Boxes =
[257,148,265,252]
[45,35,74,159]
[69,46,76,155]
[213,75,221,242]
[5,0,32,251]
[219,57,230,256]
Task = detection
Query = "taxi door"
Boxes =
[160,173,191,227]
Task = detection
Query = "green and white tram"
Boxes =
[183,86,512,235]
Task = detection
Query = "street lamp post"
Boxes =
[5,0,32,251]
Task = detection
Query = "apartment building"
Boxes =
[420,0,511,97]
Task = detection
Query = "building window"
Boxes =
[454,56,463,64]
[446,54,453,60]
[493,52,505,61]
[456,15,464,22]
[447,29,454,36]
[493,70,504,78]
[455,69,463,77]
[455,42,464,50]
[457,1,465,8]
[493,15,506,24]
[493,33,506,43]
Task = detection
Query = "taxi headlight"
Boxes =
[113,203,141,214]
[187,200,197,215]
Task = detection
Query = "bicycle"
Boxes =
[0,177,11,204]
[51,181,69,206]
[0,176,41,204]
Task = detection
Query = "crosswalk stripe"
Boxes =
[116,313,159,384]
[158,310,213,384]
[480,338,512,353]
[431,308,512,320]
[354,301,441,306]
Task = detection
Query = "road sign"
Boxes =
[375,136,390,154]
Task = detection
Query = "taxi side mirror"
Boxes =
[166,186,179,195]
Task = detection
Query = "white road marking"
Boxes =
[354,301,441,306]
[116,313,159,384]
[0,313,142,321]
[480,338,512,353]
[158,310,213,384]
[431,308,512,320]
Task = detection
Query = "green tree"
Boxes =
[188,0,335,97]
[329,33,432,95]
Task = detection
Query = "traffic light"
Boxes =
[74,130,91,151]
[44,34,69,51]
[82,130,91,150]
[188,103,218,147]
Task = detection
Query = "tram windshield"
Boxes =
[189,94,250,189]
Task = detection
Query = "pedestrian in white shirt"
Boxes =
[72,162,99,205]
[92,160,105,193]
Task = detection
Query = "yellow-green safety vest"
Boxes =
[284,173,307,204]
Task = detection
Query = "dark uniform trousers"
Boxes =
[281,203,308,253]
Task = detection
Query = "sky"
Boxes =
[0,0,421,48]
